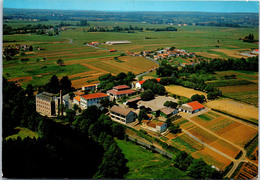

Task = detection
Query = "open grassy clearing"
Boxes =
[165,85,207,98]
[206,98,258,122]
[5,127,38,140]
[115,139,190,179]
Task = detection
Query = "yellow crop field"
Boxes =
[165,85,207,98]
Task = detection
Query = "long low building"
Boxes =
[80,93,109,109]
[107,85,136,100]
[178,101,205,114]
[105,41,132,45]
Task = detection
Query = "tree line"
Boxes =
[3,76,128,178]
[145,27,177,31]
[87,25,143,32]
[157,62,222,100]
[98,72,135,91]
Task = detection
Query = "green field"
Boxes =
[116,139,190,179]
[197,114,215,121]
[3,21,258,88]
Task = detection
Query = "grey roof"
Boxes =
[36,92,55,101]
[160,107,176,115]
[110,105,133,116]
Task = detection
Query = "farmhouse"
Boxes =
[142,120,167,133]
[109,105,137,124]
[82,84,98,91]
[105,41,132,45]
[80,93,109,109]
[108,49,117,52]
[252,49,259,54]
[36,92,56,117]
[178,101,205,114]
[107,85,136,100]
[160,107,178,118]
[134,78,161,89]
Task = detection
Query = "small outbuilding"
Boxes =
[160,107,178,118]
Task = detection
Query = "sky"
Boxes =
[3,0,260,13]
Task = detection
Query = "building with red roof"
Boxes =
[178,101,205,114]
[107,85,136,100]
[135,78,161,89]
[80,93,109,109]
[252,49,259,54]
[141,120,167,133]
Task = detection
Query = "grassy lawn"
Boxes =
[5,127,38,140]
[116,139,190,179]
[197,114,214,121]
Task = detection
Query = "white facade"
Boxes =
[135,82,142,89]
[80,96,109,109]
[110,111,137,124]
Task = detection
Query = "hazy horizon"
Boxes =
[3,1,259,13]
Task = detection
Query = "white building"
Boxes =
[178,101,205,114]
[80,93,109,109]
[82,84,98,91]
[107,85,135,100]
[109,105,137,124]
[105,41,132,45]
[73,96,81,106]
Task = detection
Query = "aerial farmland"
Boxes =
[2,1,259,179]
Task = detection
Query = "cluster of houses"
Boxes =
[36,79,205,134]
[125,47,196,61]
[86,40,132,47]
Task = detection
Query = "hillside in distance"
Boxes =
[3,8,259,27]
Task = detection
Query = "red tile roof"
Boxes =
[137,80,146,85]
[156,122,166,127]
[82,84,97,88]
[142,120,150,124]
[81,93,109,100]
[254,49,259,51]
[73,96,81,102]
[147,122,156,128]
[113,85,130,90]
[137,78,161,85]
[107,89,135,96]
[187,101,205,111]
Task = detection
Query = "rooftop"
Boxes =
[160,107,176,115]
[73,96,81,102]
[81,93,109,100]
[187,101,205,111]
[107,89,135,95]
[110,105,132,116]
[36,92,55,101]
[113,85,130,90]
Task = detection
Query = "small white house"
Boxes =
[142,121,167,133]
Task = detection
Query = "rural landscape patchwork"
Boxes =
[2,1,259,179]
